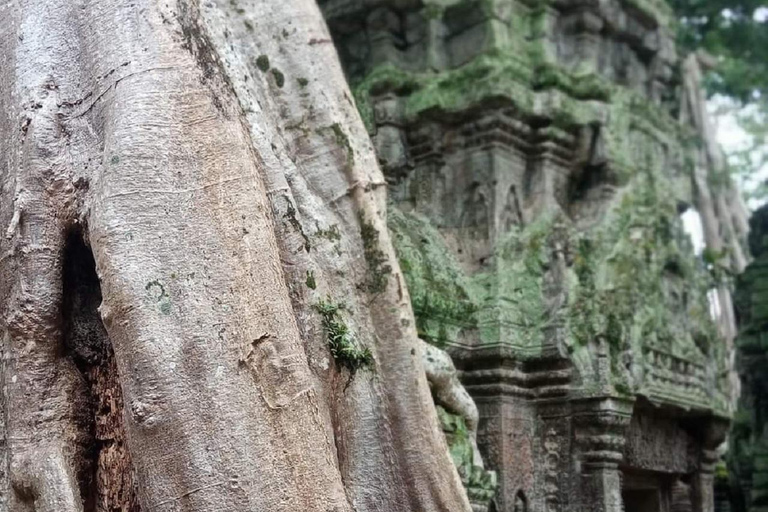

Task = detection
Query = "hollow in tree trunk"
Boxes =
[0,1,471,511]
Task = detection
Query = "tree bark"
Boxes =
[0,1,470,511]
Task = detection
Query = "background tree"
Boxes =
[669,0,768,203]
[0,1,470,511]
[671,0,767,101]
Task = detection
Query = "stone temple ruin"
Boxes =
[318,0,751,511]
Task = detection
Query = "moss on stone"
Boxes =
[352,49,683,181]
[342,0,728,411]
[387,173,723,396]
[470,215,560,356]
[436,406,498,501]
[564,172,725,403]
[315,223,342,242]
[532,63,612,101]
[388,207,477,347]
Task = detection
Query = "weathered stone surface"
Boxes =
[319,0,749,510]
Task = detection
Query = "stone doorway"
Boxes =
[624,488,662,512]
[622,470,672,512]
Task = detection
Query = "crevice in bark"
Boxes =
[61,230,140,512]
[177,0,238,116]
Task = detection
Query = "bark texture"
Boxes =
[0,1,469,511]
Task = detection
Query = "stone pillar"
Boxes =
[713,475,732,512]
[462,352,573,512]
[574,10,604,74]
[530,6,559,64]
[366,8,401,66]
[692,419,729,512]
[573,397,634,512]
[672,479,694,512]
[692,449,718,512]
[473,392,536,512]
[371,93,407,171]
[421,4,446,70]
[526,128,576,218]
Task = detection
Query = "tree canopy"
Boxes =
[670,0,768,102]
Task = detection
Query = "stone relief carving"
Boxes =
[543,428,562,512]
[320,0,749,510]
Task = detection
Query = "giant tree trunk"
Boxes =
[0,1,470,511]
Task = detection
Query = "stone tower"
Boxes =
[318,1,750,511]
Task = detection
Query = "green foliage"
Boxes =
[435,406,498,501]
[670,0,768,103]
[730,210,768,508]
[568,174,719,365]
[388,207,477,347]
[315,223,341,241]
[306,269,317,290]
[702,247,733,285]
[314,298,373,372]
[670,0,768,203]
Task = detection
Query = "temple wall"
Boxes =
[319,0,750,510]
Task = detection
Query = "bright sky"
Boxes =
[681,98,764,255]
[710,96,768,210]
[681,96,765,259]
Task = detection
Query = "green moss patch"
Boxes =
[255,54,270,72]
[271,68,285,88]
[314,298,373,372]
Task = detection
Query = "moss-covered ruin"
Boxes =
[320,0,750,509]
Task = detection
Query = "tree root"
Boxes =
[11,445,83,512]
